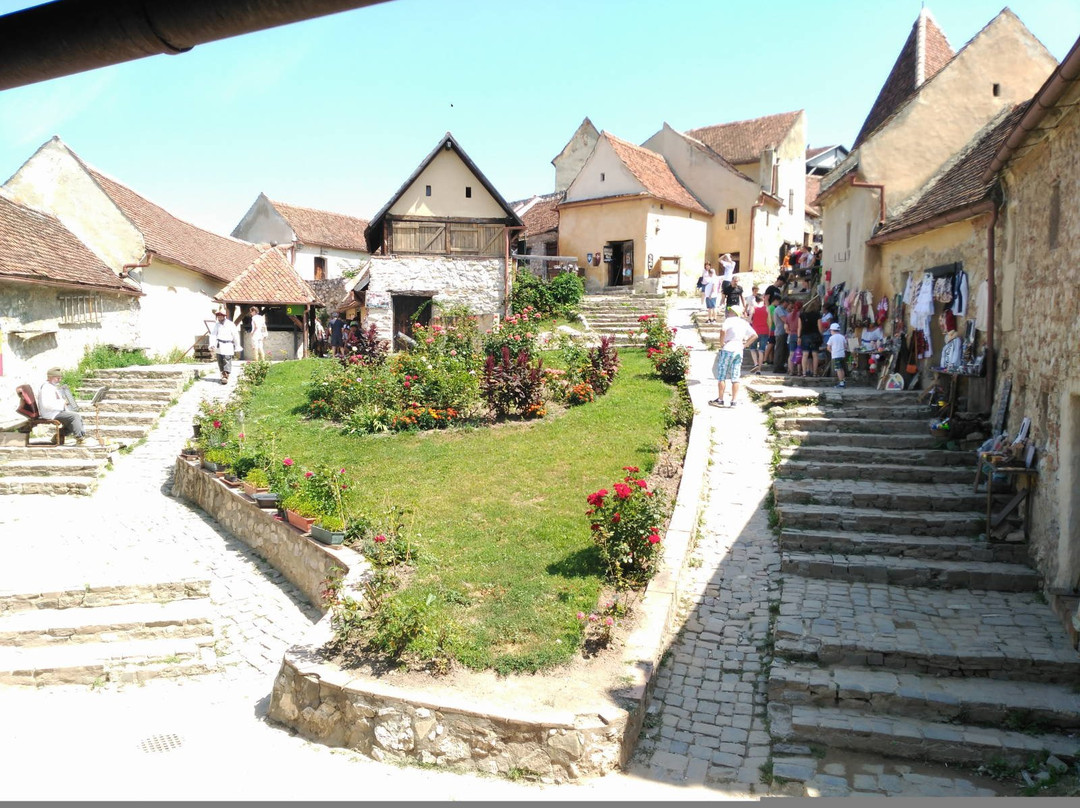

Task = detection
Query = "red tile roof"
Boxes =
[215,246,314,305]
[806,146,832,160]
[79,164,260,284]
[685,111,802,165]
[601,133,709,215]
[512,192,562,239]
[805,176,822,218]
[872,104,1026,240]
[853,10,954,148]
[268,200,369,252]
[0,192,135,293]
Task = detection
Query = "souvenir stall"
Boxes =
[819,281,898,386]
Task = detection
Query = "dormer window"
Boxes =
[465,186,472,198]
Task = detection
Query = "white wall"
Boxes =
[294,246,369,281]
[230,194,295,246]
[389,149,507,219]
[134,259,224,357]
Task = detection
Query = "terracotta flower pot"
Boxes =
[285,508,316,533]
[242,480,269,496]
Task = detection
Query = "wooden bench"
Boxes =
[14,384,64,446]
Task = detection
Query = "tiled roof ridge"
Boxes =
[601,132,710,214]
[689,109,802,134]
[269,198,369,224]
[684,110,802,165]
[665,125,757,184]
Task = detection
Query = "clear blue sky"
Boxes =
[0,0,1075,236]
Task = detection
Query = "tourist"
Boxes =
[702,268,721,323]
[209,308,240,385]
[827,322,847,388]
[710,308,758,408]
[37,367,85,444]
[699,263,715,311]
[749,293,769,373]
[784,299,802,376]
[719,253,736,284]
[329,311,346,358]
[249,306,268,362]
[798,301,823,377]
[723,271,746,314]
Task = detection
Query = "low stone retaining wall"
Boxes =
[172,408,711,782]
[171,458,366,608]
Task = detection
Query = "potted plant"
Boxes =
[281,488,319,533]
[201,448,230,474]
[242,467,270,497]
[179,440,201,460]
[303,465,353,545]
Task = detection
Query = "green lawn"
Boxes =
[243,349,675,673]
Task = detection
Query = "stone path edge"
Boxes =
[171,404,711,783]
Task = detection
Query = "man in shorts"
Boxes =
[710,308,759,408]
[827,322,847,388]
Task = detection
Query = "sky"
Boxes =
[0,0,1076,237]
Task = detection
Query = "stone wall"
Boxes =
[997,95,1080,591]
[171,458,365,607]
[364,256,505,345]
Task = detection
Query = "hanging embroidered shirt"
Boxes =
[875,295,889,326]
[951,269,968,317]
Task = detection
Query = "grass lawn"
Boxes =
[243,349,677,673]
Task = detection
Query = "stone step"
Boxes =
[79,398,170,414]
[775,576,1080,683]
[777,459,974,484]
[778,444,975,468]
[91,410,160,425]
[0,598,214,647]
[0,636,217,686]
[781,430,949,449]
[0,444,113,462]
[0,579,211,614]
[774,417,930,435]
[780,552,1041,591]
[769,660,1080,732]
[95,424,150,439]
[777,503,985,537]
[82,378,182,391]
[778,527,1029,564]
[774,479,987,513]
[86,368,193,381]
[92,388,176,402]
[776,403,934,421]
[774,704,1080,767]
[0,457,107,478]
[0,475,98,495]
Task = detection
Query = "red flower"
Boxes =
[635,479,648,489]
[283,457,294,467]
[612,513,621,524]
[586,489,608,507]
[374,534,387,543]
[212,420,222,429]
[590,523,600,531]
[304,471,314,478]
[622,466,640,473]
[648,533,661,544]
[614,483,633,499]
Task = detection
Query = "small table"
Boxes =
[975,456,1037,541]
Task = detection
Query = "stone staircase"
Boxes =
[0,577,217,686]
[0,365,198,495]
[764,392,1080,768]
[578,290,667,346]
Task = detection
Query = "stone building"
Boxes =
[0,189,140,424]
[230,193,369,282]
[552,118,599,194]
[983,34,1080,614]
[362,132,522,350]
[816,8,1057,293]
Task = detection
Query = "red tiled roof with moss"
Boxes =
[601,133,709,214]
[0,192,134,293]
[873,104,1026,239]
[853,10,954,148]
[512,192,562,239]
[82,167,260,284]
[685,111,801,165]
[215,246,313,305]
[805,176,822,218]
[268,200,369,252]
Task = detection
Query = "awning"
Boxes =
[6,318,60,339]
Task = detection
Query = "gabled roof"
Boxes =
[551,116,600,165]
[660,124,756,183]
[871,104,1026,242]
[805,176,822,218]
[267,199,369,252]
[685,110,802,165]
[0,190,137,294]
[215,246,313,305]
[364,132,523,254]
[853,8,954,148]
[511,192,563,239]
[595,132,710,215]
[62,145,261,284]
[307,277,350,310]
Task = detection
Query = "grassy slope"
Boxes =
[244,349,672,673]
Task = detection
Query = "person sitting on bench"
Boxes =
[38,367,86,444]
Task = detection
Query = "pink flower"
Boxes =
[425,337,434,344]
[213,420,222,429]
[403,381,411,388]
[603,616,614,627]
[238,432,245,440]
[283,458,293,467]
[304,471,314,478]
[622,466,640,473]
[614,483,633,500]
[588,614,599,623]
[648,533,661,544]
[576,612,586,620]
[374,534,387,543]
[339,468,346,475]
[450,349,457,356]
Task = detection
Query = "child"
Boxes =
[827,322,847,388]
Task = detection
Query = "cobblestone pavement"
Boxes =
[0,322,1021,799]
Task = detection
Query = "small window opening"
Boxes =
[600,173,605,182]
[314,256,327,281]
[1049,180,1061,249]
[465,186,472,198]
[845,221,852,250]
[726,208,737,225]
[992,83,1001,97]
[425,185,431,197]
[788,189,794,214]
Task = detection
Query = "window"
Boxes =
[1049,180,1061,249]
[845,221,852,250]
[726,208,737,225]
[465,186,472,198]
[992,83,1001,97]
[58,294,102,325]
[600,173,605,182]
[313,256,327,281]
[788,189,794,214]
[425,185,431,197]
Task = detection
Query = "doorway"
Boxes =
[392,294,433,351]
[607,240,634,287]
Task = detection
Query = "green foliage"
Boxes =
[242,467,269,488]
[482,306,545,359]
[62,344,153,391]
[510,268,583,317]
[585,336,620,395]
[241,359,271,386]
[664,381,694,430]
[585,468,668,589]
[548,271,584,308]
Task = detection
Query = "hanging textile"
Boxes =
[875,295,889,326]
[951,268,968,316]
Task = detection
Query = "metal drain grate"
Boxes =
[137,733,184,754]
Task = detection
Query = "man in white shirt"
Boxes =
[38,366,85,443]
[210,309,241,385]
[249,306,268,362]
[718,253,736,283]
[711,308,759,408]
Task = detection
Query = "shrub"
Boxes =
[341,323,389,367]
[242,467,269,489]
[285,465,353,530]
[566,382,595,406]
[481,346,545,418]
[482,307,545,359]
[240,359,271,386]
[586,466,668,589]
[585,336,620,395]
[634,313,675,352]
[391,351,479,413]
[548,271,584,309]
[509,269,553,315]
[649,343,690,383]
[412,319,481,368]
